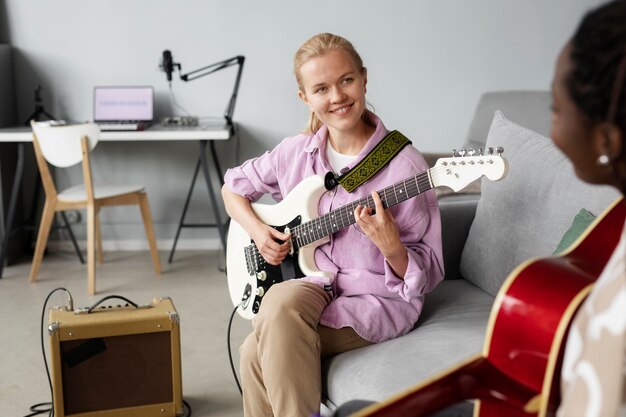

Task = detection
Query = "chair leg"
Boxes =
[95,209,104,264]
[29,201,57,282]
[138,192,162,274]
[87,204,97,295]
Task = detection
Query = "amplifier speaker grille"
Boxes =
[60,331,173,415]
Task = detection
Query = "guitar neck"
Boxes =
[292,170,433,248]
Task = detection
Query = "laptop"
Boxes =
[93,86,154,131]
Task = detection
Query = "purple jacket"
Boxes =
[224,113,444,342]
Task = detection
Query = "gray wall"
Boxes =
[3,0,604,247]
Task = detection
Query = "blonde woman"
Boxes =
[222,33,444,417]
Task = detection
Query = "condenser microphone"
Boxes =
[161,50,174,82]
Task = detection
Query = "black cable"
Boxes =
[25,287,74,417]
[182,399,193,417]
[85,294,138,313]
[227,305,243,395]
[23,402,53,417]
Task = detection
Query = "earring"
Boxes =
[597,154,610,166]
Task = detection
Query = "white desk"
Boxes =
[0,123,233,277]
[0,122,231,142]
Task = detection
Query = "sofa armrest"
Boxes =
[439,196,479,280]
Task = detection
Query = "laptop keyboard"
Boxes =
[97,121,150,131]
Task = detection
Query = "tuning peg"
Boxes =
[478,147,484,156]
[488,147,494,155]
[452,149,458,157]
[458,149,466,157]
[467,148,475,156]
[496,146,504,155]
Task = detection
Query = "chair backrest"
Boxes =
[30,121,100,168]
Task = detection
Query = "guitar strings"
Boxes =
[292,171,432,248]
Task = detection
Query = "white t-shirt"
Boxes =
[325,138,357,174]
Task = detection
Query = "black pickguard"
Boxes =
[251,215,304,314]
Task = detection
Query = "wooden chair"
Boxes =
[29,121,161,294]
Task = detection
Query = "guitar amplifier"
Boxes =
[48,296,183,417]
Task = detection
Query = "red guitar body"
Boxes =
[354,197,626,417]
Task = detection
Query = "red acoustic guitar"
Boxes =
[353,197,626,417]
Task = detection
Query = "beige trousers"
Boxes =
[239,280,372,417]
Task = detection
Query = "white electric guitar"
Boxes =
[227,149,508,319]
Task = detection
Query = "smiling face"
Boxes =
[550,43,617,186]
[297,49,368,140]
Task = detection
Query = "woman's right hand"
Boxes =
[249,223,291,266]
[222,184,291,265]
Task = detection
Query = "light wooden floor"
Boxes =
[0,249,249,417]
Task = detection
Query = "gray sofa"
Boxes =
[321,91,621,414]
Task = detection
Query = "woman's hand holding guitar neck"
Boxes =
[355,191,408,277]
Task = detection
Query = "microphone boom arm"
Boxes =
[177,55,245,125]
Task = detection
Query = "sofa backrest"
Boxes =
[464,90,552,152]
[459,111,621,296]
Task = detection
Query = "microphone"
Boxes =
[161,50,174,82]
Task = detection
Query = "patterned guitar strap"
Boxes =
[324,130,412,193]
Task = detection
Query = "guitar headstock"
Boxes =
[430,147,508,192]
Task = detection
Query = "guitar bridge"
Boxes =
[244,244,262,276]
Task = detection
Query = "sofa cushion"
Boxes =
[460,111,620,296]
[322,279,493,409]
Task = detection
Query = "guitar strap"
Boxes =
[324,130,412,193]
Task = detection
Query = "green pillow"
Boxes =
[553,208,596,255]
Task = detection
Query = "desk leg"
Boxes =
[169,140,229,262]
[199,140,227,253]
[59,212,85,264]
[209,140,226,188]
[168,158,202,263]
[0,143,25,278]
[209,139,230,229]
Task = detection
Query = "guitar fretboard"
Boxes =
[291,170,433,248]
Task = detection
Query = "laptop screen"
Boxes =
[93,86,154,122]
